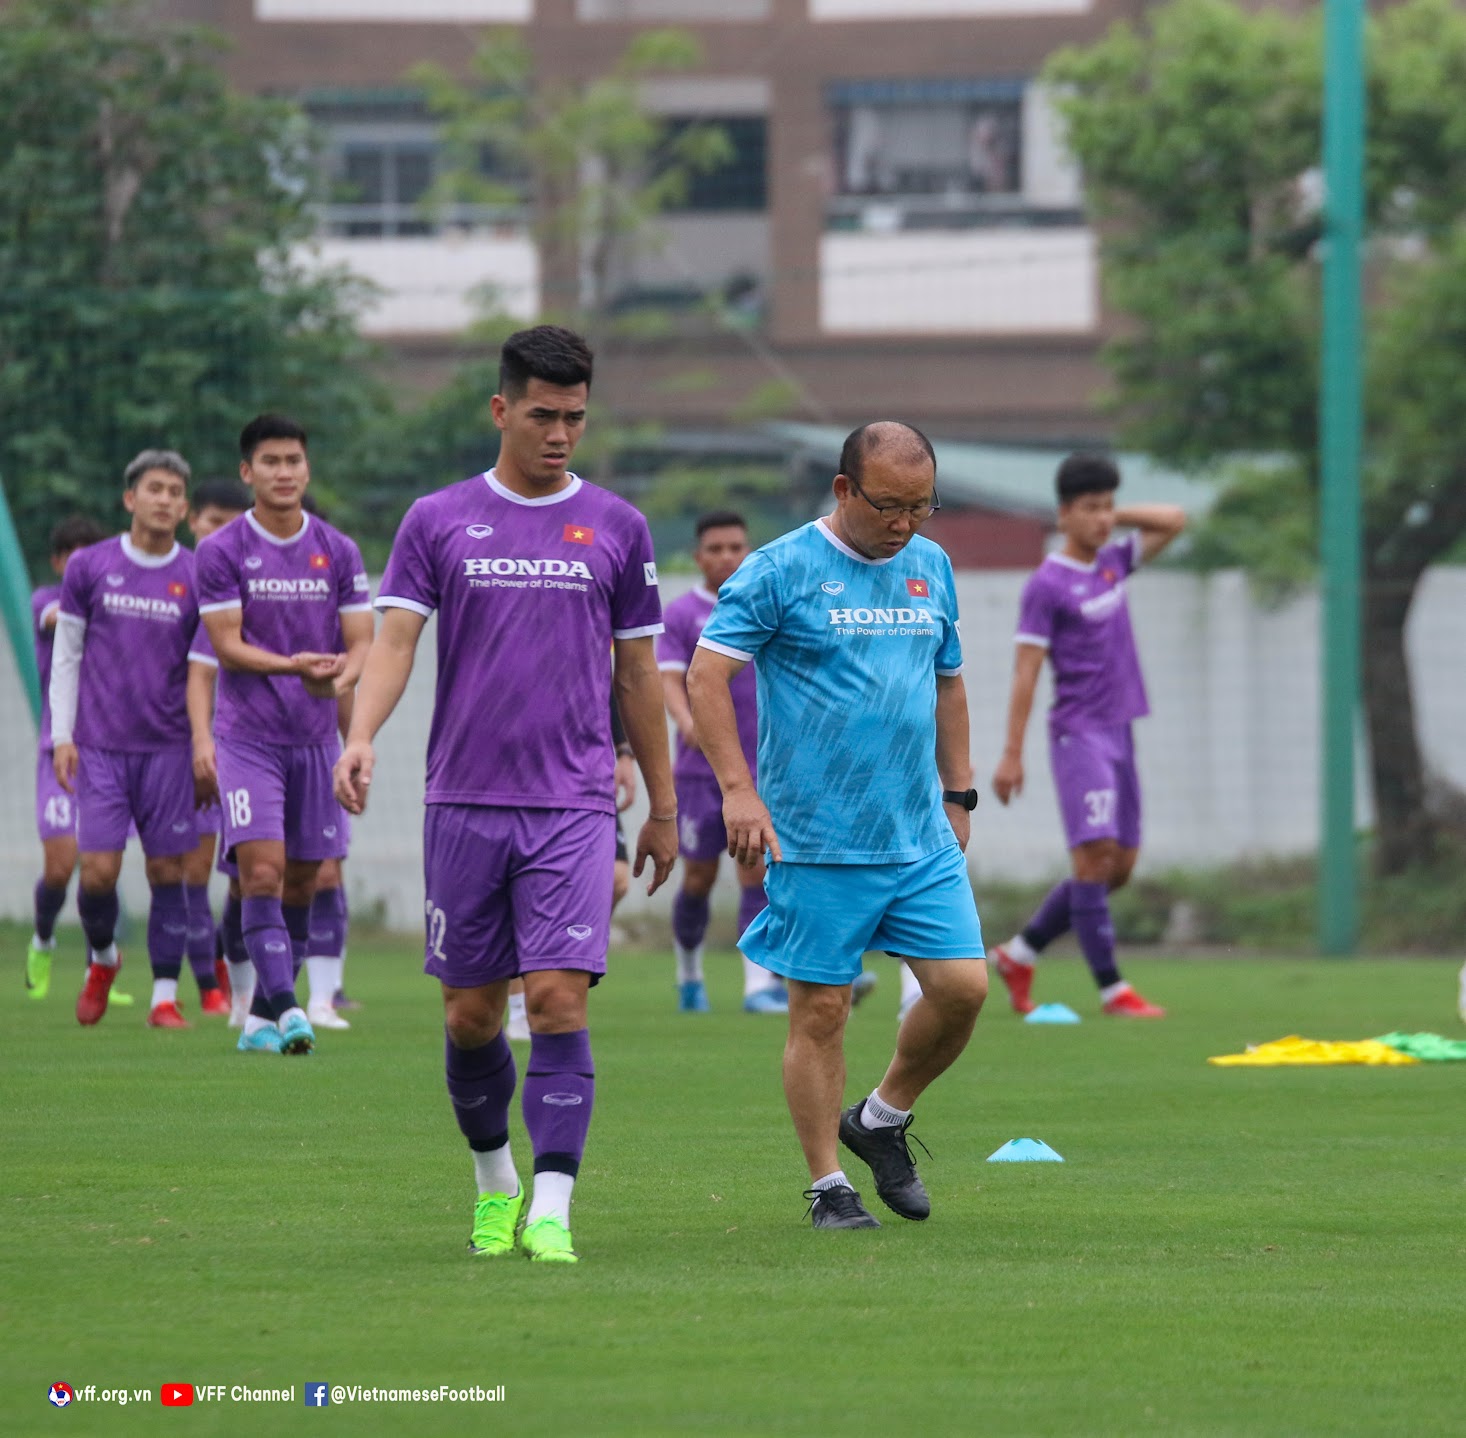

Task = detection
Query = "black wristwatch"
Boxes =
[943,788,979,811]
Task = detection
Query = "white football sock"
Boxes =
[526,1170,575,1226]
[742,955,778,997]
[507,991,527,1023]
[305,956,338,1008]
[91,943,120,969]
[812,1170,853,1192]
[861,1089,910,1131]
[244,1014,273,1037]
[151,978,178,1008]
[1100,981,1130,1002]
[675,941,704,984]
[473,1146,520,1198]
[899,962,922,1006]
[31,933,56,951]
[1005,934,1037,964]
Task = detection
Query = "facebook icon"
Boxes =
[305,1383,331,1407]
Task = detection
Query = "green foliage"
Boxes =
[0,0,384,569]
[1182,459,1317,603]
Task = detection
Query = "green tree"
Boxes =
[0,0,383,565]
[1048,0,1466,873]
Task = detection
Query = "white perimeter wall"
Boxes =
[7,567,1464,930]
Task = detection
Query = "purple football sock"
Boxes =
[523,1029,595,1178]
[77,887,119,954]
[185,884,217,989]
[446,1030,517,1150]
[737,883,768,937]
[242,895,297,1019]
[282,903,310,982]
[222,893,248,967]
[1021,880,1072,954]
[1070,881,1122,990]
[33,880,68,943]
[147,882,189,981]
[672,890,709,950]
[309,885,346,957]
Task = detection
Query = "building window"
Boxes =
[826,79,1079,231]
[306,94,526,238]
[661,116,767,212]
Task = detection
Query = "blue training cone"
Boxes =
[987,1138,1065,1163]
[1025,1002,1081,1025]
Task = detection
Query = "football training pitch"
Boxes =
[5,929,1462,1436]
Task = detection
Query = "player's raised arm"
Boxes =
[1114,503,1187,564]
[687,647,781,866]
[333,606,425,814]
[612,634,677,895]
[993,643,1045,806]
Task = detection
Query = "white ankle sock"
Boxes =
[473,1145,520,1198]
[305,956,339,1008]
[675,942,704,984]
[861,1090,910,1131]
[1006,934,1037,964]
[31,933,55,951]
[244,1014,272,1037]
[742,955,778,997]
[526,1170,575,1226]
[91,944,119,969]
[899,963,922,1005]
[151,978,178,1008]
[813,1170,852,1192]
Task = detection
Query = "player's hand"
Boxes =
[614,753,638,812]
[634,814,678,896]
[943,802,972,852]
[992,752,1024,806]
[193,741,219,808]
[676,718,701,753]
[53,742,78,794]
[293,651,344,678]
[724,787,781,868]
[333,740,375,815]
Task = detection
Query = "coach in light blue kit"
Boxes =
[688,421,987,1231]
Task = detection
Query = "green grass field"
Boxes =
[3,926,1463,1437]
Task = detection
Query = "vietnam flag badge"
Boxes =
[167,581,187,598]
[563,524,595,545]
[309,553,330,570]
[906,578,930,598]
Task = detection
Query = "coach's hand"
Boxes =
[724,786,781,868]
[53,741,79,795]
[943,801,972,852]
[634,815,678,896]
[992,751,1024,806]
[333,740,375,815]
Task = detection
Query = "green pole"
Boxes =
[0,474,41,728]
[1318,0,1365,954]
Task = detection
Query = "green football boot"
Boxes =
[468,1188,525,1257]
[521,1215,579,1264]
[25,941,53,1000]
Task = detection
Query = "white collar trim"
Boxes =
[816,517,894,566]
[1048,551,1098,574]
[121,535,180,569]
[246,509,311,547]
[485,470,583,507]
[693,584,718,603]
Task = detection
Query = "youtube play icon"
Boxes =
[161,1383,194,1406]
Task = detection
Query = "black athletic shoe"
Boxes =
[838,1102,931,1221]
[803,1184,881,1229]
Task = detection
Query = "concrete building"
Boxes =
[158,0,1140,443]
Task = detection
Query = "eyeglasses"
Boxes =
[849,476,941,523]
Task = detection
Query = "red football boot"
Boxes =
[147,1000,191,1028]
[76,957,122,1026]
[198,987,230,1017]
[992,944,1036,1015]
[213,958,233,1002]
[1102,986,1166,1018]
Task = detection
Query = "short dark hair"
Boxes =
[694,510,747,540]
[123,449,190,490]
[498,325,594,401]
[838,421,937,488]
[240,413,308,462]
[1056,453,1121,504]
[190,479,252,515]
[50,515,107,557]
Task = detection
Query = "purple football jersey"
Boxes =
[656,586,758,782]
[195,510,370,747]
[376,470,663,813]
[57,536,198,751]
[32,584,61,748]
[1015,534,1150,731]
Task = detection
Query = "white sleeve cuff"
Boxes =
[337,603,374,615]
[696,637,755,663]
[656,659,689,673]
[198,600,242,615]
[374,595,433,617]
[188,651,220,669]
[613,623,665,640]
[1014,633,1051,650]
[936,666,964,677]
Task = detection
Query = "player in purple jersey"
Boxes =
[334,325,677,1264]
[197,415,373,1057]
[25,516,109,1002]
[990,454,1185,1018]
[49,452,201,1028]
[657,510,785,1014]
[180,479,253,1019]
